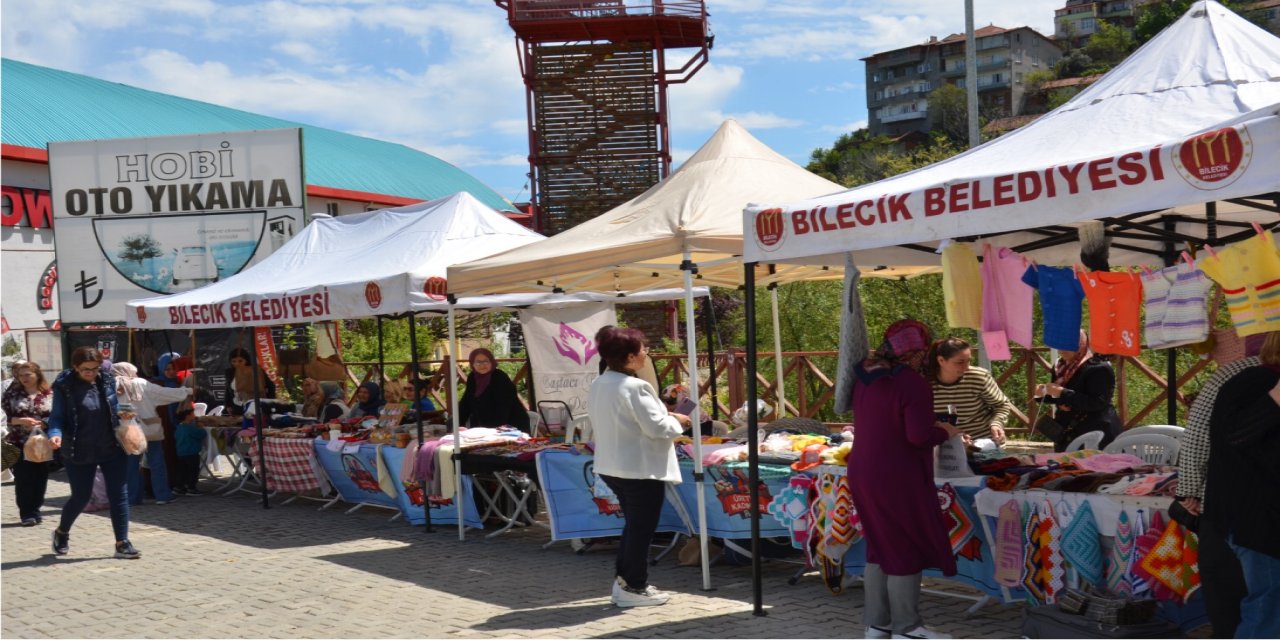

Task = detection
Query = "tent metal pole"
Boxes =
[745,262,765,616]
[769,284,785,417]
[964,0,979,147]
[376,316,385,386]
[682,251,711,591]
[251,348,270,510]
[703,296,719,420]
[448,303,465,541]
[1164,215,1179,425]
[408,313,433,533]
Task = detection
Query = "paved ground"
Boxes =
[2,471,1027,639]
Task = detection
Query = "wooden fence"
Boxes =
[339,346,1211,433]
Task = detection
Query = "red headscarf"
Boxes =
[1054,330,1094,386]
[863,319,933,373]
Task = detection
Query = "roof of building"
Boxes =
[1041,75,1102,90]
[0,58,513,211]
[939,24,1012,44]
[981,114,1042,135]
[863,24,1055,60]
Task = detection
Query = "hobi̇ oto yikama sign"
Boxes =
[50,129,305,324]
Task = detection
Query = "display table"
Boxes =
[246,436,329,495]
[534,449,792,541]
[313,439,481,528]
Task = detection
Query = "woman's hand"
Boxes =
[671,412,693,429]
[990,425,1006,445]
[1269,379,1280,406]
[1179,497,1202,516]
[119,411,137,420]
[13,417,41,428]
[50,436,62,449]
[1044,383,1064,398]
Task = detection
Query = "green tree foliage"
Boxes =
[1054,49,1094,78]
[118,233,163,265]
[1081,21,1136,71]
[807,129,896,187]
[1134,0,1258,44]
[928,83,972,146]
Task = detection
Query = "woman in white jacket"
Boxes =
[114,362,191,505]
[588,327,690,607]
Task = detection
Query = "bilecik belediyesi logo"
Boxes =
[1172,125,1252,190]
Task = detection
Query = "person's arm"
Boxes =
[47,386,65,443]
[1178,381,1218,504]
[1055,365,1115,413]
[979,369,1012,439]
[1225,377,1280,448]
[223,368,235,406]
[147,382,192,405]
[457,374,474,426]
[103,374,121,427]
[627,380,686,441]
[264,372,277,399]
[494,372,529,431]
[903,371,950,448]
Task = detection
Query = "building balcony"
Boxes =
[978,79,1010,89]
[879,110,927,123]
[940,64,966,77]
[978,58,1009,71]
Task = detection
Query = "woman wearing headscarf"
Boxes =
[299,377,324,419]
[115,362,192,504]
[221,347,276,414]
[1036,330,1122,452]
[46,347,140,559]
[318,382,349,423]
[847,320,961,639]
[345,381,385,419]
[458,348,529,432]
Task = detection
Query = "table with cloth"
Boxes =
[246,436,331,495]
[535,449,793,541]
[313,439,481,528]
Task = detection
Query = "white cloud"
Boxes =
[820,119,868,134]
[272,41,324,62]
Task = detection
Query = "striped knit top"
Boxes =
[1199,230,1280,337]
[930,367,1013,439]
[1141,263,1213,349]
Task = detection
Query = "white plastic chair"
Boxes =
[565,415,593,444]
[1116,424,1185,442]
[208,405,225,417]
[1103,433,1180,465]
[1065,430,1105,452]
[193,402,208,417]
[527,410,544,436]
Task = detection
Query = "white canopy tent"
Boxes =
[124,191,703,538]
[448,119,911,589]
[743,1,1280,267]
[734,0,1280,613]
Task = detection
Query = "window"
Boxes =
[887,69,896,79]
[1015,72,1023,84]
[956,79,966,89]
[874,90,883,100]
[872,72,880,82]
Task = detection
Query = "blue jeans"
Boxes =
[126,441,174,504]
[1229,537,1280,638]
[59,452,130,542]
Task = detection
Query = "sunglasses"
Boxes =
[77,366,102,374]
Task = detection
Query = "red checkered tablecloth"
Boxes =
[246,437,322,493]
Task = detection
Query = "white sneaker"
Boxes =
[612,582,670,607]
[610,578,624,605]
[892,626,952,639]
[865,625,891,639]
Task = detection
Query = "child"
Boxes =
[173,407,205,495]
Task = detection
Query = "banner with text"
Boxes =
[49,129,305,324]
[519,303,615,419]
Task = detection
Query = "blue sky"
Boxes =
[2,0,1060,203]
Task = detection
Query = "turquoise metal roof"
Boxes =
[0,58,513,211]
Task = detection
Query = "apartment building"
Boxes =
[1056,0,1279,47]
[863,25,1063,138]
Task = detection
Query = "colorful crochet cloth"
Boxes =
[1138,518,1201,602]
[1059,500,1103,587]
[1039,503,1066,604]
[938,483,974,555]
[1125,511,1152,598]
[1022,507,1048,605]
[994,499,1024,588]
[768,475,814,551]
[1107,510,1134,595]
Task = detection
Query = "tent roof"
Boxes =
[743,0,1280,266]
[447,119,937,296]
[126,192,544,328]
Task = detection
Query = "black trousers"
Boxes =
[13,457,50,520]
[601,475,666,590]
[1199,517,1246,638]
[176,455,202,490]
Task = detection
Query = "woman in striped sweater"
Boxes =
[924,337,1013,445]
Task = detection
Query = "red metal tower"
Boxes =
[494,1,711,234]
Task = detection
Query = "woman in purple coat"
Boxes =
[847,320,962,640]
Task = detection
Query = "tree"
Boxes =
[1081,21,1136,71]
[1135,0,1258,44]
[927,83,971,147]
[807,129,896,187]
[117,233,163,265]
[1054,49,1094,78]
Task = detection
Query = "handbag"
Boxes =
[115,417,148,455]
[1031,396,1068,442]
[23,426,54,463]
[2,440,21,470]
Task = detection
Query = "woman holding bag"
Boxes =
[3,360,54,526]
[46,347,140,559]
[114,362,192,504]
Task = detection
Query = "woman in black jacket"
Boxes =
[1037,331,1122,452]
[458,349,529,432]
[46,347,139,559]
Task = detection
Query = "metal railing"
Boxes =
[503,0,704,21]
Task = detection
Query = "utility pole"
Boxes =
[964,0,980,148]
